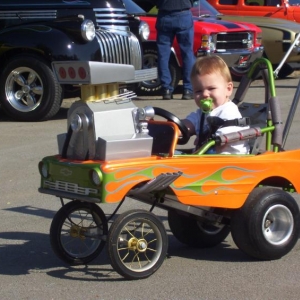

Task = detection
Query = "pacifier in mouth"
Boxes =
[199,98,213,113]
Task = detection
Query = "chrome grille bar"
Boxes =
[95,30,142,70]
[93,8,129,30]
[0,10,56,19]
[216,32,253,50]
[44,180,98,195]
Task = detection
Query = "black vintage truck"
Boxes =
[0,0,154,121]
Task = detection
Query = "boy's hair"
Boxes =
[190,56,232,82]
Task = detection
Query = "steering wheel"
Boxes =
[153,107,190,145]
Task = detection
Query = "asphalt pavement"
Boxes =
[1,75,300,300]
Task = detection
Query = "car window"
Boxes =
[265,0,282,5]
[122,0,146,14]
[288,0,300,5]
[218,0,238,4]
[192,0,220,17]
[245,0,264,5]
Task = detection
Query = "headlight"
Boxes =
[81,19,95,41]
[139,21,150,41]
[256,32,263,46]
[39,161,49,178]
[91,170,102,186]
[200,34,216,52]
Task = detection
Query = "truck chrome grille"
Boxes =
[93,7,142,70]
[44,180,98,196]
[93,8,129,31]
[95,29,142,70]
[216,32,253,50]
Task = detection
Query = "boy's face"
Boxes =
[192,71,233,110]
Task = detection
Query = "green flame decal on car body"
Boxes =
[173,166,261,195]
[101,164,263,200]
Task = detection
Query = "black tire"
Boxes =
[0,55,63,121]
[50,200,108,265]
[107,210,168,280]
[230,65,252,82]
[168,210,230,248]
[274,63,294,79]
[231,187,300,260]
[230,64,263,82]
[136,44,181,96]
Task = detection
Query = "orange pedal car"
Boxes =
[39,58,300,280]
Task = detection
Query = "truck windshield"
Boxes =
[192,0,222,18]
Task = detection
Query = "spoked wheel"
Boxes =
[107,210,168,280]
[168,210,230,248]
[231,187,300,260]
[50,200,108,265]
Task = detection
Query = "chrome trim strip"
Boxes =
[0,10,56,19]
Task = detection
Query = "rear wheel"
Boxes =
[231,187,300,260]
[168,210,230,248]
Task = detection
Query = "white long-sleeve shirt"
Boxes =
[186,101,250,154]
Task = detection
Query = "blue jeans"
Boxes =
[155,10,195,93]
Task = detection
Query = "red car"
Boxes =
[207,0,300,23]
[124,0,263,95]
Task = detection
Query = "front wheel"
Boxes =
[107,210,168,280]
[50,200,108,265]
[231,187,300,260]
[168,210,230,248]
[0,55,63,121]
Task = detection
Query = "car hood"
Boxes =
[220,15,300,32]
[140,13,260,32]
[0,0,124,9]
[194,17,259,32]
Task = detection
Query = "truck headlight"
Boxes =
[91,170,102,186]
[139,21,150,41]
[256,32,263,46]
[81,19,95,41]
[39,161,49,178]
[200,35,216,52]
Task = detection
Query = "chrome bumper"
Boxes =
[197,47,264,68]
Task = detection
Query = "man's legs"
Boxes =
[156,14,175,98]
[175,11,195,99]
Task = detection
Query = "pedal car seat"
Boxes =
[147,120,179,157]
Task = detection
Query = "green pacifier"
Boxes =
[200,98,213,113]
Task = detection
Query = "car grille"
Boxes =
[95,30,142,70]
[44,180,98,196]
[93,8,142,70]
[216,32,253,50]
